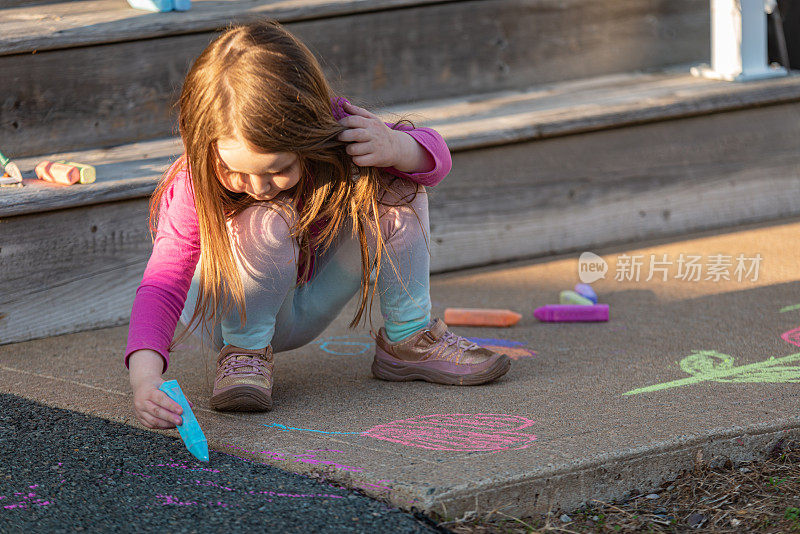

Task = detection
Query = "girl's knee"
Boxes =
[374,176,429,242]
[229,197,299,249]
[227,197,300,268]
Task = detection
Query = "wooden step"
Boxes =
[0,0,709,157]
[0,0,449,55]
[3,69,799,344]
[0,0,72,8]
[4,69,799,217]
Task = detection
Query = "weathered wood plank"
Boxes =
[3,71,799,218]
[0,0,709,156]
[428,102,800,271]
[0,199,151,344]
[392,70,800,152]
[0,137,179,217]
[0,0,76,8]
[0,0,456,56]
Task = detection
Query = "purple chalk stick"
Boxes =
[574,283,598,304]
[534,304,609,322]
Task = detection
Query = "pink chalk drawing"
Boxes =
[363,414,537,451]
[144,461,221,473]
[244,489,343,499]
[1,485,52,510]
[358,480,393,492]
[265,413,538,452]
[193,479,234,492]
[117,459,347,509]
[6,457,348,516]
[155,494,201,506]
[223,445,365,473]
[222,446,394,494]
[781,325,800,347]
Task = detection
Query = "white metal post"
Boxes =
[692,0,788,81]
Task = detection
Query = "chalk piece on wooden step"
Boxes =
[57,161,96,184]
[35,161,80,185]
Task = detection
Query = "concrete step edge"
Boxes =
[428,418,800,516]
[3,69,799,219]
[0,0,458,56]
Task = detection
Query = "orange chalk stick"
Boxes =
[35,160,80,185]
[443,308,522,327]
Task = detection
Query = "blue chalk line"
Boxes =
[264,423,363,435]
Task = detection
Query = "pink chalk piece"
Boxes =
[533,304,609,322]
[782,326,800,347]
[363,414,537,451]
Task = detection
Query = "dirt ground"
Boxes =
[447,439,800,533]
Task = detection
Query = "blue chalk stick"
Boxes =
[127,0,173,12]
[173,0,191,11]
[159,380,209,462]
[574,283,598,304]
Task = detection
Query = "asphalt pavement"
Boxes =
[0,393,442,533]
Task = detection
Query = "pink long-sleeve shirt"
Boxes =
[125,101,452,374]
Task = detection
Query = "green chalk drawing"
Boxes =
[624,350,800,395]
[780,304,800,313]
[625,322,800,395]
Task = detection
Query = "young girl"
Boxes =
[125,20,511,430]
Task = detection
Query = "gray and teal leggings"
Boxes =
[179,177,432,353]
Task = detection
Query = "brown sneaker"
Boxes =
[372,318,511,385]
[210,344,273,411]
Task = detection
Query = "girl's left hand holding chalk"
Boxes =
[336,101,432,172]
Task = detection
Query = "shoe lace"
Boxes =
[219,354,270,379]
[440,331,480,351]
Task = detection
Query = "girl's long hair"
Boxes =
[149,19,424,356]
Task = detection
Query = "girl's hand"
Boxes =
[131,375,194,430]
[336,101,410,169]
[128,349,194,429]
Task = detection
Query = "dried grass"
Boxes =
[442,439,800,533]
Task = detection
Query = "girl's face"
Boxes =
[215,136,302,201]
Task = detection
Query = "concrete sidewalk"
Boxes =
[3,217,800,519]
